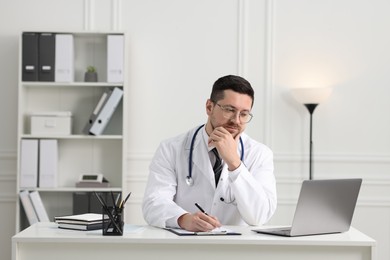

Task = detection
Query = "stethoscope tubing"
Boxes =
[186,124,244,186]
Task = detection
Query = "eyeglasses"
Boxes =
[215,103,253,123]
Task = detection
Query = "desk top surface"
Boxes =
[13,223,375,247]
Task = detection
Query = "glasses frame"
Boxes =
[215,103,253,124]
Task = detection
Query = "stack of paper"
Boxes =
[54,213,108,231]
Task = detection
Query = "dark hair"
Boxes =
[210,75,254,107]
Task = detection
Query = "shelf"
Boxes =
[16,31,127,232]
[21,134,123,140]
[21,187,122,192]
[21,82,123,88]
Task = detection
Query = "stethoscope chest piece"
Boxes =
[186,176,194,186]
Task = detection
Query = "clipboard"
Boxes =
[165,227,241,236]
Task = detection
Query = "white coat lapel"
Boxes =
[185,126,215,188]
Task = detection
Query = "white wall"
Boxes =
[0,0,389,260]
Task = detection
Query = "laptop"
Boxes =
[253,178,362,237]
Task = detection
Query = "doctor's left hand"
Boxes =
[177,212,221,232]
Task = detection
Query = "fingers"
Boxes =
[193,212,221,231]
[208,127,231,146]
[179,212,221,232]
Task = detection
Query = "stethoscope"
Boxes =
[186,124,244,186]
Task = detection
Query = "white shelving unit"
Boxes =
[16,31,127,231]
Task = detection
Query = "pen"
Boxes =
[94,192,123,235]
[110,191,116,209]
[195,203,208,215]
[120,192,132,209]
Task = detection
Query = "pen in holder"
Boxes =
[102,206,123,236]
[94,191,131,236]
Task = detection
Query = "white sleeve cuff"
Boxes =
[228,162,243,182]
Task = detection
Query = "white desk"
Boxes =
[12,223,376,260]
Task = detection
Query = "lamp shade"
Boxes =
[291,87,332,104]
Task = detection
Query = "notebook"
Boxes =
[253,178,362,237]
[165,227,241,236]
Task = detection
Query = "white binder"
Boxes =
[83,91,109,134]
[19,190,39,225]
[87,87,123,135]
[20,139,38,188]
[29,190,50,222]
[55,34,74,82]
[107,35,124,83]
[39,139,58,188]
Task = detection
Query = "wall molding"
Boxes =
[0,151,16,159]
[237,0,247,76]
[275,153,390,163]
[84,0,95,30]
[264,0,274,146]
[127,152,390,164]
[111,0,122,30]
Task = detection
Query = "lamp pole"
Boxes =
[304,103,318,180]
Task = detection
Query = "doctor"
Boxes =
[142,75,277,232]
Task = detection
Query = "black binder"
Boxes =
[73,192,89,215]
[22,33,39,81]
[38,33,55,81]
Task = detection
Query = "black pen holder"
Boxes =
[102,206,123,236]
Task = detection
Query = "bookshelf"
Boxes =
[16,31,127,231]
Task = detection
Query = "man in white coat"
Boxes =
[142,75,277,232]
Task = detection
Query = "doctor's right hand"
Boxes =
[178,212,221,232]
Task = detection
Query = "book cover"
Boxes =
[54,213,104,224]
[58,222,104,231]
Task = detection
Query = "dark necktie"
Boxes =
[211,148,223,187]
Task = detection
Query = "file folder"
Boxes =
[29,190,50,222]
[22,32,39,81]
[39,139,58,188]
[19,190,39,225]
[39,33,55,81]
[55,34,74,82]
[107,35,124,83]
[73,192,90,215]
[83,91,109,134]
[84,87,123,135]
[20,139,38,188]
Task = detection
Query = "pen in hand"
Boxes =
[195,203,208,216]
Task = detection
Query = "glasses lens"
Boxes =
[216,103,252,123]
[240,113,252,123]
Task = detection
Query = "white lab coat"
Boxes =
[142,125,277,228]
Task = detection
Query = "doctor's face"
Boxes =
[206,90,253,138]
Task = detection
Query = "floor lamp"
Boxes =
[291,87,332,180]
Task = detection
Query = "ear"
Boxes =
[206,99,214,115]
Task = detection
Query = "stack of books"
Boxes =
[54,213,108,231]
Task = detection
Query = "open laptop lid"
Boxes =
[290,178,362,236]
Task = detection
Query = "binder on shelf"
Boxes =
[39,139,58,188]
[73,192,90,215]
[55,34,74,82]
[107,35,124,83]
[38,33,55,81]
[84,87,123,135]
[83,91,109,134]
[29,190,50,222]
[22,32,39,81]
[20,139,38,188]
[19,190,39,225]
